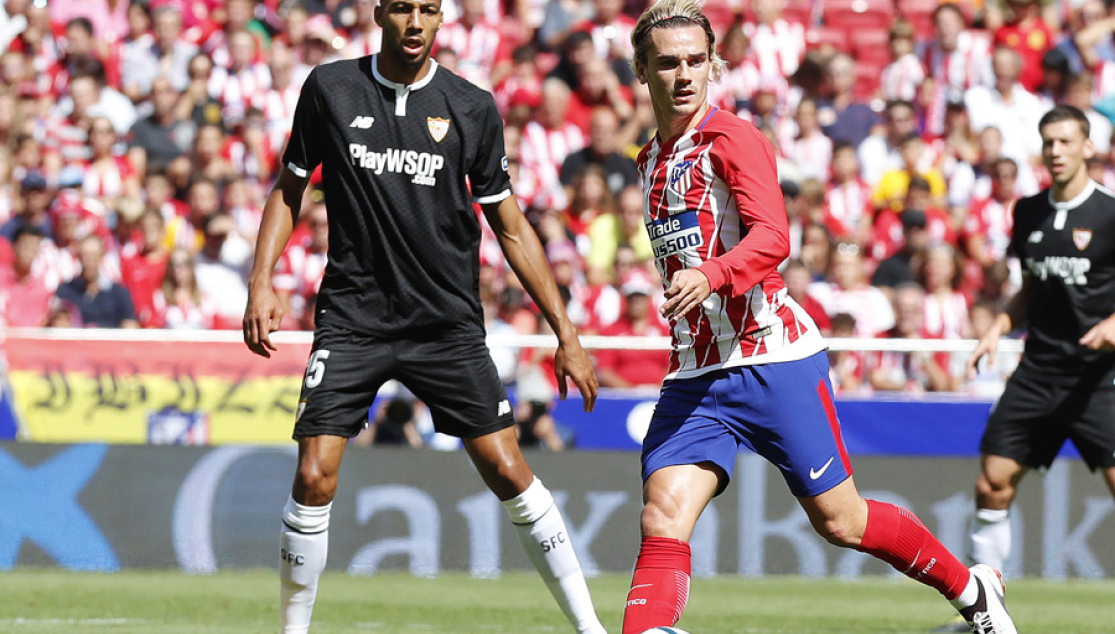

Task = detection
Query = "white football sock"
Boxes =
[968,508,1011,572]
[949,571,981,611]
[279,496,331,634]
[503,477,606,634]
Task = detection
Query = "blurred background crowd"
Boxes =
[0,0,1106,421]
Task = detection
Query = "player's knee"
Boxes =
[813,516,862,548]
[975,474,1014,509]
[294,462,338,505]
[640,498,686,538]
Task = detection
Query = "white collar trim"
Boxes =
[1048,178,1095,211]
[371,54,438,92]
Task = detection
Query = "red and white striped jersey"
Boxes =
[824,178,873,238]
[963,195,1014,261]
[921,31,993,94]
[879,53,926,102]
[1093,60,1115,101]
[435,20,508,91]
[784,131,832,182]
[922,291,969,340]
[274,244,326,295]
[80,156,136,200]
[637,109,824,380]
[519,120,585,207]
[343,29,383,59]
[252,83,302,156]
[741,20,806,80]
[207,63,272,126]
[707,58,763,113]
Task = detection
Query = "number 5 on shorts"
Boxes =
[305,350,330,388]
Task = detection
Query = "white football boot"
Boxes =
[961,565,1018,634]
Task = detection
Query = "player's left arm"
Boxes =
[481,195,598,412]
[662,123,790,320]
[1080,312,1115,352]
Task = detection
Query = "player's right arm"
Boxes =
[966,278,1031,379]
[245,68,324,357]
[244,167,308,357]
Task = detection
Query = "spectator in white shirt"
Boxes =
[964,46,1045,170]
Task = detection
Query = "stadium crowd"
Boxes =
[0,0,1106,401]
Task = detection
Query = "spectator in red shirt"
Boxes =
[782,259,831,335]
[596,273,669,388]
[0,225,54,327]
[119,210,170,327]
[994,0,1056,92]
[868,283,955,393]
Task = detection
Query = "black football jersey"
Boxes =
[283,56,512,338]
[1010,179,1115,379]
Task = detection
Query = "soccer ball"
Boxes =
[639,629,691,634]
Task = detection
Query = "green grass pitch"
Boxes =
[0,569,1111,633]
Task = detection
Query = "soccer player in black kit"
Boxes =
[966,104,1115,584]
[242,2,607,633]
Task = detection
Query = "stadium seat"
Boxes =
[897,0,941,39]
[806,26,850,52]
[822,0,895,31]
[853,28,891,66]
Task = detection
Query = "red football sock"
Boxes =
[621,536,691,634]
[857,500,971,600]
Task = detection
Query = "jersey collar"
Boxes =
[1048,178,1095,212]
[370,54,439,92]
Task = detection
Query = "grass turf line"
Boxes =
[0,569,1111,633]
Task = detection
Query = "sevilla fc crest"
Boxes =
[669,160,694,195]
[1073,228,1093,251]
[427,117,450,142]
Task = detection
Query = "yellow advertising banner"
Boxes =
[6,332,313,444]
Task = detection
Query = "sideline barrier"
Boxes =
[2,329,1028,454]
[0,443,1110,578]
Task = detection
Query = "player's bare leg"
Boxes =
[622,463,720,634]
[1102,465,1115,498]
[280,435,348,634]
[463,427,606,634]
[971,454,1028,572]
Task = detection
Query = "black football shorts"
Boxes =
[293,325,515,440]
[981,366,1115,471]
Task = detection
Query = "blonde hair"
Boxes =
[630,0,726,82]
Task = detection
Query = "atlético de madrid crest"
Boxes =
[427,117,450,142]
[1073,228,1093,251]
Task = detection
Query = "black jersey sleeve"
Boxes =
[282,68,326,178]
[468,94,513,204]
[1007,196,1030,262]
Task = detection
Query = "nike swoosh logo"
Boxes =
[809,456,836,480]
[628,583,653,593]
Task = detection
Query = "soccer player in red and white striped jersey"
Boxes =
[620,3,1017,634]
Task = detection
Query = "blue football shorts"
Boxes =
[641,351,854,498]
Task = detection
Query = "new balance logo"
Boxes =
[497,399,511,416]
[349,116,375,129]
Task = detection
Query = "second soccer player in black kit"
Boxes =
[243,1,607,633]
[966,104,1115,585]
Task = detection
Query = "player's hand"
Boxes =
[553,339,598,413]
[1080,315,1115,352]
[244,285,284,358]
[966,331,1001,380]
[661,269,711,321]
